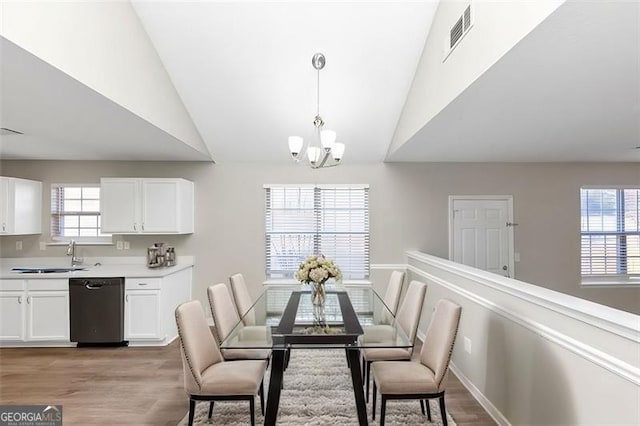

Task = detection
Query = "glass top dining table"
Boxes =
[220,286,412,426]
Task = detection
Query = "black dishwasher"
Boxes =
[69,277,127,346]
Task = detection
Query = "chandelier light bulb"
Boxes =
[332,142,345,161]
[288,136,303,157]
[307,146,321,164]
[320,129,337,152]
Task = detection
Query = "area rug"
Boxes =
[178,349,456,425]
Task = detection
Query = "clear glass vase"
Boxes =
[311,282,326,306]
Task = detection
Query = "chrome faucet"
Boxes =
[66,240,82,267]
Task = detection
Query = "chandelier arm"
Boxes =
[317,150,331,168]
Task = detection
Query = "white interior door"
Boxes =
[449,196,515,278]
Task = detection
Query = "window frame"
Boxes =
[50,183,112,244]
[580,186,640,287]
[264,184,370,283]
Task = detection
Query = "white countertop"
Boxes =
[0,256,194,279]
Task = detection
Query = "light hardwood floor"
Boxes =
[0,339,495,425]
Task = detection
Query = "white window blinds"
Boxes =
[265,185,370,280]
[51,185,111,241]
[581,188,640,276]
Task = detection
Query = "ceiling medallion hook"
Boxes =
[287,53,345,169]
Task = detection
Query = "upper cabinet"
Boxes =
[100,178,194,234]
[0,177,42,235]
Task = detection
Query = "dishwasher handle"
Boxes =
[85,283,103,290]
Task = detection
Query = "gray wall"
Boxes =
[1,160,638,314]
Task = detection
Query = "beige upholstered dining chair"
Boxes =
[207,283,271,361]
[371,298,462,426]
[362,280,427,402]
[175,300,267,426]
[383,270,405,316]
[229,273,256,326]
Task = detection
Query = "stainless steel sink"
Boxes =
[11,267,87,274]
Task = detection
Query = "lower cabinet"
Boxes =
[124,267,192,345]
[26,290,70,341]
[0,266,192,347]
[0,290,24,340]
[0,279,70,344]
[125,282,162,341]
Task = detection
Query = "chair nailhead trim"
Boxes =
[175,309,203,389]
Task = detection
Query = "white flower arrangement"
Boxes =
[294,254,342,286]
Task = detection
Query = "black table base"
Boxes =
[263,291,369,426]
[263,346,368,426]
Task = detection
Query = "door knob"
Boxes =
[502,265,508,271]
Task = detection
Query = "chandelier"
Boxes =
[288,53,345,168]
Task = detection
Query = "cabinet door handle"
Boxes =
[2,223,5,231]
[26,296,30,304]
[126,294,129,302]
[133,223,137,231]
[18,296,22,304]
[142,223,145,231]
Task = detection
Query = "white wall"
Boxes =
[407,251,639,425]
[0,160,638,315]
[0,1,209,157]
[389,0,564,155]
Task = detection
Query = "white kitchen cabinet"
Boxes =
[0,279,69,344]
[0,176,42,235]
[125,279,162,340]
[100,178,139,233]
[0,290,24,340]
[124,268,191,345]
[100,178,193,234]
[26,290,70,341]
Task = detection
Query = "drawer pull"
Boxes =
[138,283,148,286]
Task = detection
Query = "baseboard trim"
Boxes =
[416,330,510,425]
[449,362,512,426]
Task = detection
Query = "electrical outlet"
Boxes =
[116,241,123,250]
[124,241,130,250]
[464,336,472,354]
[40,242,46,251]
[16,241,22,251]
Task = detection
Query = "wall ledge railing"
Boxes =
[409,260,640,386]
[406,250,639,343]
[402,250,640,425]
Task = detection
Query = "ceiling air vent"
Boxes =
[444,3,473,62]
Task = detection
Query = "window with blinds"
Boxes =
[265,184,370,280]
[51,185,111,242]
[581,188,639,277]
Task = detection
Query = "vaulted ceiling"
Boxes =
[1,1,638,163]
